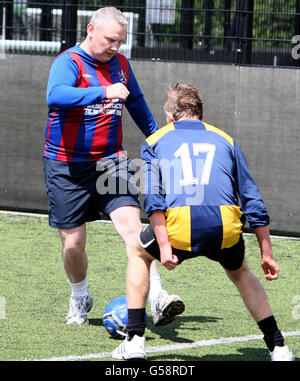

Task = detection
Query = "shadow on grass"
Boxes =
[148,347,270,361]
[89,315,222,344]
[89,318,104,326]
[147,315,222,343]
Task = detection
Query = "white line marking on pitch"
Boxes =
[29,331,300,361]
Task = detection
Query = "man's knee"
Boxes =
[132,247,155,269]
[124,236,155,265]
[225,259,250,284]
[60,227,86,258]
[63,240,85,258]
[111,206,143,243]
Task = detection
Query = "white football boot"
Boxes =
[112,333,146,360]
[66,294,93,325]
[151,290,185,326]
[270,345,295,361]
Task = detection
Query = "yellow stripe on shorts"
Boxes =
[165,206,192,251]
[220,205,243,249]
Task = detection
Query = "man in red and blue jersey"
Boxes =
[43,7,183,326]
[112,83,294,361]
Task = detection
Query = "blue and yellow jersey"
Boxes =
[141,119,269,252]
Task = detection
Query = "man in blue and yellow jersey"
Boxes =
[112,83,294,361]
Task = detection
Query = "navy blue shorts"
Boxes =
[43,157,140,229]
[139,225,245,271]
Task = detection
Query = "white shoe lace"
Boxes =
[116,330,128,338]
[151,290,168,314]
[67,295,90,320]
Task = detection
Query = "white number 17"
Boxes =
[174,142,216,186]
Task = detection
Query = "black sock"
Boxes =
[257,315,284,352]
[126,308,146,340]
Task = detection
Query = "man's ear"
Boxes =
[87,23,96,37]
[165,111,174,123]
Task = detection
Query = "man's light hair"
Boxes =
[164,83,204,121]
[90,7,128,27]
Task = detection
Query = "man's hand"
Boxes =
[149,210,178,271]
[261,256,280,280]
[254,225,279,281]
[106,83,129,101]
[160,243,178,271]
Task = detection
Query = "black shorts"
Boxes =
[139,225,245,271]
[43,157,140,229]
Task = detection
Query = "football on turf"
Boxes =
[102,296,147,339]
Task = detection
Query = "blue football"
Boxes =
[103,296,147,339]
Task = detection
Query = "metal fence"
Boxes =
[1,1,300,67]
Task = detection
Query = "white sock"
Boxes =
[148,273,163,305]
[69,277,89,298]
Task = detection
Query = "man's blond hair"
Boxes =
[90,7,128,27]
[164,83,204,121]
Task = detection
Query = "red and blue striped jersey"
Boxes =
[43,46,157,162]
